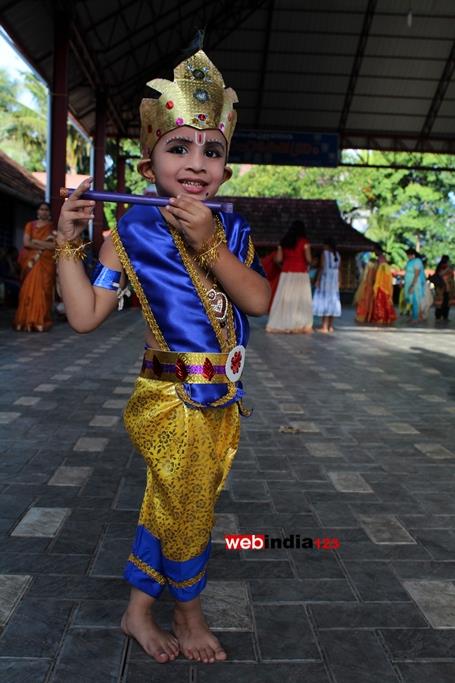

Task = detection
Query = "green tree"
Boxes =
[222,151,455,267]
[0,68,47,169]
[0,68,91,174]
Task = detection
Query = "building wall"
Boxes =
[0,191,37,249]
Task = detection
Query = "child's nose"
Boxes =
[186,149,206,171]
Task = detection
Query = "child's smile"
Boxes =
[178,177,209,195]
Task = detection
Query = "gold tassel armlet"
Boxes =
[54,239,91,262]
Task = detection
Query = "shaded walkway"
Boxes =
[0,309,455,682]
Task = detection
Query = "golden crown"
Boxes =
[139,50,238,158]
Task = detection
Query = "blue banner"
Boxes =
[229,130,339,167]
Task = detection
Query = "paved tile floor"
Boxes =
[0,308,455,682]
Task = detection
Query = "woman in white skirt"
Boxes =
[313,239,341,333]
[266,220,313,333]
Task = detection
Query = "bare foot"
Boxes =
[318,327,330,334]
[121,608,179,663]
[173,599,227,664]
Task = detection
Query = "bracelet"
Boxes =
[54,239,91,262]
[194,217,227,270]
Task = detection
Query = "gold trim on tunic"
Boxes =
[245,235,255,267]
[110,225,169,351]
[111,219,239,408]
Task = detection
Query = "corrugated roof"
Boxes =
[0,0,454,153]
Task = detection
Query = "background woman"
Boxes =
[433,255,455,322]
[266,220,313,333]
[354,256,378,323]
[14,202,56,332]
[403,247,425,323]
[371,252,397,324]
[313,238,341,333]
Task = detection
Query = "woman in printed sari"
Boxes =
[371,253,397,324]
[403,247,426,322]
[14,202,56,332]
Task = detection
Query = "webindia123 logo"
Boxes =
[224,534,341,551]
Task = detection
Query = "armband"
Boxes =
[91,262,121,291]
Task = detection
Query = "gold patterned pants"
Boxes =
[123,377,240,601]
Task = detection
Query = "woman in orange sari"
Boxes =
[354,258,378,323]
[14,202,56,332]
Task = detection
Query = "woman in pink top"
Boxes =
[266,220,313,333]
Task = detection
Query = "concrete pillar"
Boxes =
[93,92,107,253]
[49,9,70,225]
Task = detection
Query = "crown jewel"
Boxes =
[140,50,238,157]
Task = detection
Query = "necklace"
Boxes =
[165,212,229,327]
[207,281,228,327]
[166,221,236,352]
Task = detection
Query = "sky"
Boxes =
[1,28,41,108]
[1,28,32,77]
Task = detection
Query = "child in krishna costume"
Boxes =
[55,51,270,664]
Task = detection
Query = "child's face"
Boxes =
[146,126,230,199]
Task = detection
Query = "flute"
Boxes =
[60,188,234,213]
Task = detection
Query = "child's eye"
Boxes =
[168,145,188,155]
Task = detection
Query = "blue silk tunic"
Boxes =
[111,204,264,409]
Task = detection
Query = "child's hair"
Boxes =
[280,220,307,249]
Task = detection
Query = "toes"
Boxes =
[154,651,169,663]
[215,647,227,661]
[166,648,176,661]
[170,642,180,657]
[200,647,211,663]
[163,636,179,659]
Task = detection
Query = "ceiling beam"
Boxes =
[110,0,268,97]
[70,23,126,136]
[254,0,274,128]
[419,39,455,142]
[341,161,455,172]
[338,0,377,132]
[81,0,141,34]
[97,0,195,70]
[341,131,455,154]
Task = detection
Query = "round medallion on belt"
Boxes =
[225,345,246,382]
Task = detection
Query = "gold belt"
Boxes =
[140,349,231,384]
